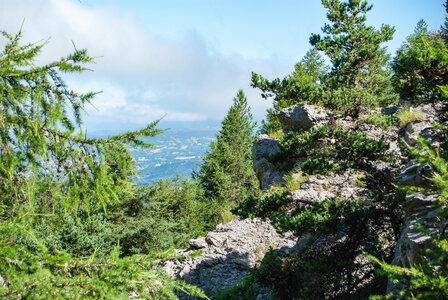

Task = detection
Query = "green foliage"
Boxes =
[0,215,208,299]
[195,90,260,222]
[310,0,397,116]
[110,176,214,257]
[0,28,162,216]
[272,125,390,174]
[35,213,115,258]
[214,273,257,300]
[0,28,209,298]
[392,19,448,103]
[370,237,448,299]
[359,112,397,129]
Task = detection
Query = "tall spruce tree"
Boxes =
[310,0,397,116]
[195,90,260,221]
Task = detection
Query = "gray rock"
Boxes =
[289,169,365,207]
[188,237,208,249]
[379,105,399,116]
[252,135,285,190]
[403,121,441,147]
[387,193,444,293]
[277,103,330,131]
[396,161,434,187]
[162,218,297,299]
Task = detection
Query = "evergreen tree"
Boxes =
[0,28,207,299]
[195,90,260,221]
[310,0,397,116]
[392,19,448,103]
[0,28,163,216]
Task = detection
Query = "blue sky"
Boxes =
[0,0,446,131]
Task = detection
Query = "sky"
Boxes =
[0,0,446,131]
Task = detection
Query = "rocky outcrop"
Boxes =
[387,193,445,293]
[252,134,286,190]
[386,102,448,293]
[402,121,442,147]
[162,218,297,299]
[277,103,331,131]
[289,169,365,206]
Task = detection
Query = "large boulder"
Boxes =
[277,103,331,131]
[252,134,286,190]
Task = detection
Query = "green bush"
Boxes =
[272,125,391,174]
[109,176,215,257]
[392,20,448,103]
[35,213,115,258]
[359,112,397,129]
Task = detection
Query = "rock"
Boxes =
[289,169,365,207]
[402,121,441,147]
[162,218,297,299]
[396,161,434,187]
[387,193,445,293]
[277,103,330,131]
[379,105,399,116]
[252,135,286,190]
[188,237,208,249]
[205,232,227,247]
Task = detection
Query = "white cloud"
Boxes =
[0,0,292,130]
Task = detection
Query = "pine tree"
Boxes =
[195,90,260,221]
[392,19,448,103]
[310,0,396,116]
[0,28,207,299]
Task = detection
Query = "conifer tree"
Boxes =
[0,28,209,299]
[195,90,260,221]
[310,0,397,116]
[392,18,448,103]
[0,28,161,216]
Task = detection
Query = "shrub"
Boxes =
[359,112,397,129]
[272,125,391,174]
[392,19,448,103]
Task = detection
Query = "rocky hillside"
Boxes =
[163,100,446,299]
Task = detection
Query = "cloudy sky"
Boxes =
[0,0,445,131]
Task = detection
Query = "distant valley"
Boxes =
[130,126,218,184]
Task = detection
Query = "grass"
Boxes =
[396,106,426,128]
[359,112,397,129]
[267,129,284,140]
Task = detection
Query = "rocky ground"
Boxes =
[163,101,447,299]
[162,217,297,299]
